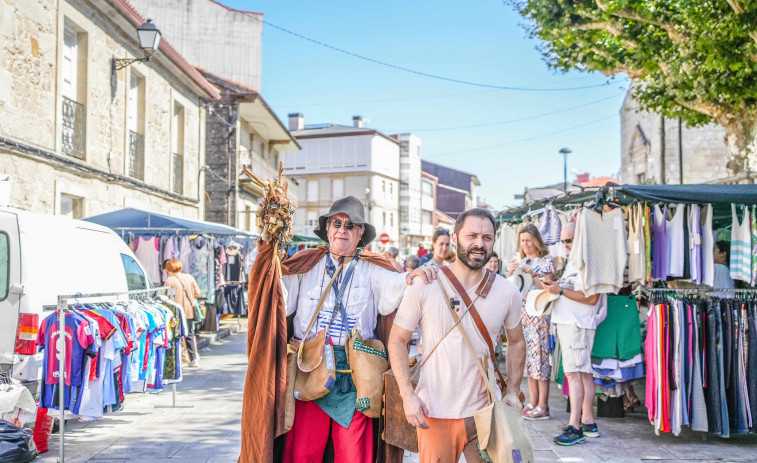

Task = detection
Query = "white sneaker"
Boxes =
[188,359,200,368]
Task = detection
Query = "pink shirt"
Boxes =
[394,272,521,419]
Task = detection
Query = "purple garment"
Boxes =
[690,205,702,284]
[652,204,669,280]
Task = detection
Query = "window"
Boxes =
[382,180,386,196]
[59,194,83,219]
[127,72,145,179]
[422,211,433,225]
[389,183,393,196]
[422,180,433,196]
[172,102,185,194]
[332,178,344,201]
[390,213,394,227]
[245,205,252,231]
[383,211,386,226]
[308,180,319,201]
[0,233,8,301]
[399,207,409,224]
[120,254,148,290]
[61,23,86,159]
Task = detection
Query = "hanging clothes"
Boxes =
[730,204,752,283]
[569,207,628,296]
[702,204,715,287]
[666,204,686,278]
[627,203,646,284]
[689,205,702,285]
[652,204,669,281]
[134,237,161,284]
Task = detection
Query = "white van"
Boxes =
[0,207,152,390]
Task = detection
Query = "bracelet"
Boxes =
[559,288,564,296]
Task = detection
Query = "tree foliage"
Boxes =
[510,0,757,171]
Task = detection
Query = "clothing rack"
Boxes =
[647,287,757,294]
[55,286,176,463]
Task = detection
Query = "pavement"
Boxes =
[37,324,757,463]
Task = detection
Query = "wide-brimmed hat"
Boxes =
[313,196,377,246]
[508,269,533,300]
[525,289,559,317]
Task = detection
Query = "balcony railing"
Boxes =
[128,130,145,180]
[172,152,184,194]
[61,96,85,159]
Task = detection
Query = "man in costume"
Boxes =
[388,208,526,463]
[276,196,435,462]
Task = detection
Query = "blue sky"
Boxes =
[219,0,630,210]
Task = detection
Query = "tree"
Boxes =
[510,0,757,173]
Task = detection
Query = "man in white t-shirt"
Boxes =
[542,222,607,446]
[388,208,526,463]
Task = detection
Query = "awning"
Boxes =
[84,208,258,237]
[497,184,757,230]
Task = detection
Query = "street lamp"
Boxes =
[112,19,162,71]
[559,147,572,191]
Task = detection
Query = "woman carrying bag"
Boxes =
[164,258,202,368]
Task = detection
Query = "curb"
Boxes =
[196,319,244,349]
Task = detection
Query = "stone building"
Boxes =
[620,84,729,185]
[199,70,300,231]
[127,0,262,91]
[0,0,219,219]
[421,160,480,220]
[282,114,401,247]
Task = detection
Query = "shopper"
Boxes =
[389,208,526,463]
[713,241,734,289]
[405,254,420,271]
[384,246,405,272]
[485,251,500,273]
[164,259,202,368]
[422,228,451,268]
[542,223,606,445]
[506,223,555,420]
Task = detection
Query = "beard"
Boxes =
[457,239,493,270]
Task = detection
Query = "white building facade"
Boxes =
[282,115,400,248]
[394,133,424,252]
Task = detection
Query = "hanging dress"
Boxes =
[730,204,752,283]
[652,204,669,280]
[701,204,715,287]
[666,204,685,278]
[134,236,161,284]
[689,205,702,284]
[627,203,646,283]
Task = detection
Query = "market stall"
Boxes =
[84,208,259,330]
[496,183,757,438]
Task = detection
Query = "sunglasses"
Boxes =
[330,218,358,230]
[561,239,573,244]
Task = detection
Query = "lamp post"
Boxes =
[559,147,572,191]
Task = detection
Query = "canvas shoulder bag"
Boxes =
[436,273,534,463]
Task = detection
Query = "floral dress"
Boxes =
[520,255,556,381]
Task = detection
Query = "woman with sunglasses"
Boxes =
[505,223,555,420]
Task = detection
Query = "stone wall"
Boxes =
[0,0,207,218]
[204,97,238,225]
[620,86,729,185]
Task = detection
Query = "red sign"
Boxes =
[379,233,390,244]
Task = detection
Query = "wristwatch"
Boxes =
[559,288,564,296]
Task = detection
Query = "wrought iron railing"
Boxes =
[172,152,183,194]
[61,96,85,159]
[128,130,145,180]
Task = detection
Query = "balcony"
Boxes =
[128,130,145,180]
[61,96,85,159]
[172,152,184,194]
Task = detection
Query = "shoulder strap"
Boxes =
[441,266,506,389]
[301,261,345,340]
[173,275,194,302]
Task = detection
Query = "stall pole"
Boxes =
[54,286,176,463]
[57,296,67,463]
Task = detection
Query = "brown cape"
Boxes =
[238,244,402,463]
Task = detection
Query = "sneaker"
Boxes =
[580,422,599,438]
[188,359,200,368]
[554,426,585,446]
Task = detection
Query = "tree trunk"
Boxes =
[722,115,757,179]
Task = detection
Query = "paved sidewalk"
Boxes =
[38,327,245,463]
[38,328,757,463]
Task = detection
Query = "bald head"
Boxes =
[561,222,575,253]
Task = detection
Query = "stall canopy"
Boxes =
[498,184,757,229]
[84,208,257,237]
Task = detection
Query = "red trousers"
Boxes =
[283,400,373,463]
